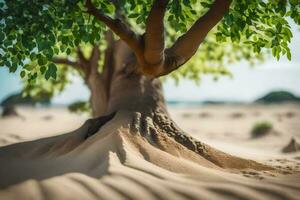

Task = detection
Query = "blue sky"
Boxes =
[1,25,299,104]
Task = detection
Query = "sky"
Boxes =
[0,25,299,104]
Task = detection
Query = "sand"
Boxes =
[0,104,299,200]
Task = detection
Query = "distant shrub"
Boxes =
[256,91,300,103]
[199,112,212,118]
[68,101,91,114]
[230,112,244,119]
[1,92,51,107]
[251,121,273,138]
[182,113,193,118]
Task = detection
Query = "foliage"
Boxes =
[256,90,300,103]
[251,120,273,138]
[21,64,73,100]
[0,0,299,94]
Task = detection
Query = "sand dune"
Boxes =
[0,105,300,200]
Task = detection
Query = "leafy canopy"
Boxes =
[0,0,299,86]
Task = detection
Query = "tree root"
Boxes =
[128,109,272,170]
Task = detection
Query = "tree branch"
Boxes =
[77,47,88,65]
[89,44,100,74]
[76,47,92,77]
[144,0,169,65]
[165,0,232,72]
[85,0,144,65]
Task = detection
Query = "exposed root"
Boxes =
[128,109,272,170]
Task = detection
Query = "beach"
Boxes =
[0,103,299,200]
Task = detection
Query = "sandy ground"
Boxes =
[0,103,299,200]
[170,103,300,160]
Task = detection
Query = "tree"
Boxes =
[0,0,299,187]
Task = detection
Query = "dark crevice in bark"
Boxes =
[85,112,117,139]
[102,31,116,101]
[129,112,161,148]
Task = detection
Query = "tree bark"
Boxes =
[86,72,107,117]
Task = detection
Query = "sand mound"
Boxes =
[0,111,299,200]
[282,138,300,153]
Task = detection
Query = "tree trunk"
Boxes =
[86,72,107,118]
[85,40,269,170]
[104,72,270,170]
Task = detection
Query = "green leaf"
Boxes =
[74,39,80,46]
[128,13,139,18]
[136,17,144,24]
[53,47,60,54]
[40,66,46,74]
[61,36,69,45]
[64,20,73,29]
[38,56,47,66]
[38,41,50,51]
[20,70,26,78]
[0,32,5,41]
[45,63,57,80]
[66,48,71,55]
[4,61,11,67]
[9,65,18,73]
[183,0,190,6]
[287,49,291,61]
